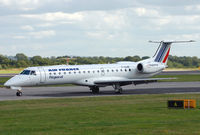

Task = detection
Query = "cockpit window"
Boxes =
[20,70,30,75]
[20,70,36,75]
[30,71,36,75]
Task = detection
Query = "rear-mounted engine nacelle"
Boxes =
[137,62,165,74]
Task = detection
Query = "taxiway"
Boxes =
[0,82,200,101]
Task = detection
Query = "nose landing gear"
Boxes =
[9,86,23,96]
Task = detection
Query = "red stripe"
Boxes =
[162,48,170,63]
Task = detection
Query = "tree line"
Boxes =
[0,53,199,69]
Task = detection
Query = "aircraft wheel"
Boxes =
[115,88,123,94]
[119,88,123,94]
[16,91,22,96]
[91,87,99,94]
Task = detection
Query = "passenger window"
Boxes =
[59,72,61,75]
[49,73,52,75]
[112,70,114,72]
[97,70,100,73]
[74,72,76,74]
[69,72,71,74]
[129,69,131,71]
[79,71,81,74]
[120,69,123,72]
[93,71,95,73]
[107,69,109,72]
[54,72,56,75]
[116,69,118,72]
[83,71,86,73]
[125,69,127,72]
[88,71,90,73]
[64,72,66,74]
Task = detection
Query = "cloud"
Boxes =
[12,30,56,39]
[19,8,159,30]
[13,35,26,39]
[0,0,39,6]
[134,8,146,16]
[20,10,128,31]
[1,1,200,57]
[0,0,73,11]
[19,7,200,37]
[20,12,84,22]
[0,0,41,10]
[185,5,200,11]
[175,33,200,40]
[29,30,56,39]
[20,25,34,31]
[158,15,200,30]
[37,23,55,27]
[86,31,116,40]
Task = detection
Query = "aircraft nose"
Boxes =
[4,76,20,87]
[4,78,14,87]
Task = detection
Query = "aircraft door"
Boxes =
[100,67,105,76]
[38,67,46,83]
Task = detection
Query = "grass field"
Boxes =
[164,68,200,71]
[0,68,23,74]
[0,94,200,135]
[154,74,200,82]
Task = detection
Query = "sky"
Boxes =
[0,0,200,58]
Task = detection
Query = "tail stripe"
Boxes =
[157,45,168,62]
[162,48,170,63]
[154,45,166,62]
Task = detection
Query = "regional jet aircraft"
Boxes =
[4,40,194,96]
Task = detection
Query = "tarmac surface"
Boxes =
[0,82,200,101]
[0,70,200,101]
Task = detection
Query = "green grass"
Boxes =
[165,68,200,71]
[0,77,10,85]
[0,94,200,135]
[154,74,200,82]
[0,68,23,74]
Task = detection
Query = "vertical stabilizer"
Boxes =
[153,41,171,64]
[149,40,195,65]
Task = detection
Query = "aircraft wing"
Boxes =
[94,78,175,86]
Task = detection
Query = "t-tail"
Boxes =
[137,40,195,74]
[150,40,195,65]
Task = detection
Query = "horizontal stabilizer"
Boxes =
[149,40,195,44]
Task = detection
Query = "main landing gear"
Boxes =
[16,90,22,96]
[113,84,123,94]
[90,86,99,94]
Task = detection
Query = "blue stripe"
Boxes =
[155,45,165,62]
[155,46,164,61]
[158,45,168,62]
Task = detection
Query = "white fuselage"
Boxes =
[4,61,163,88]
